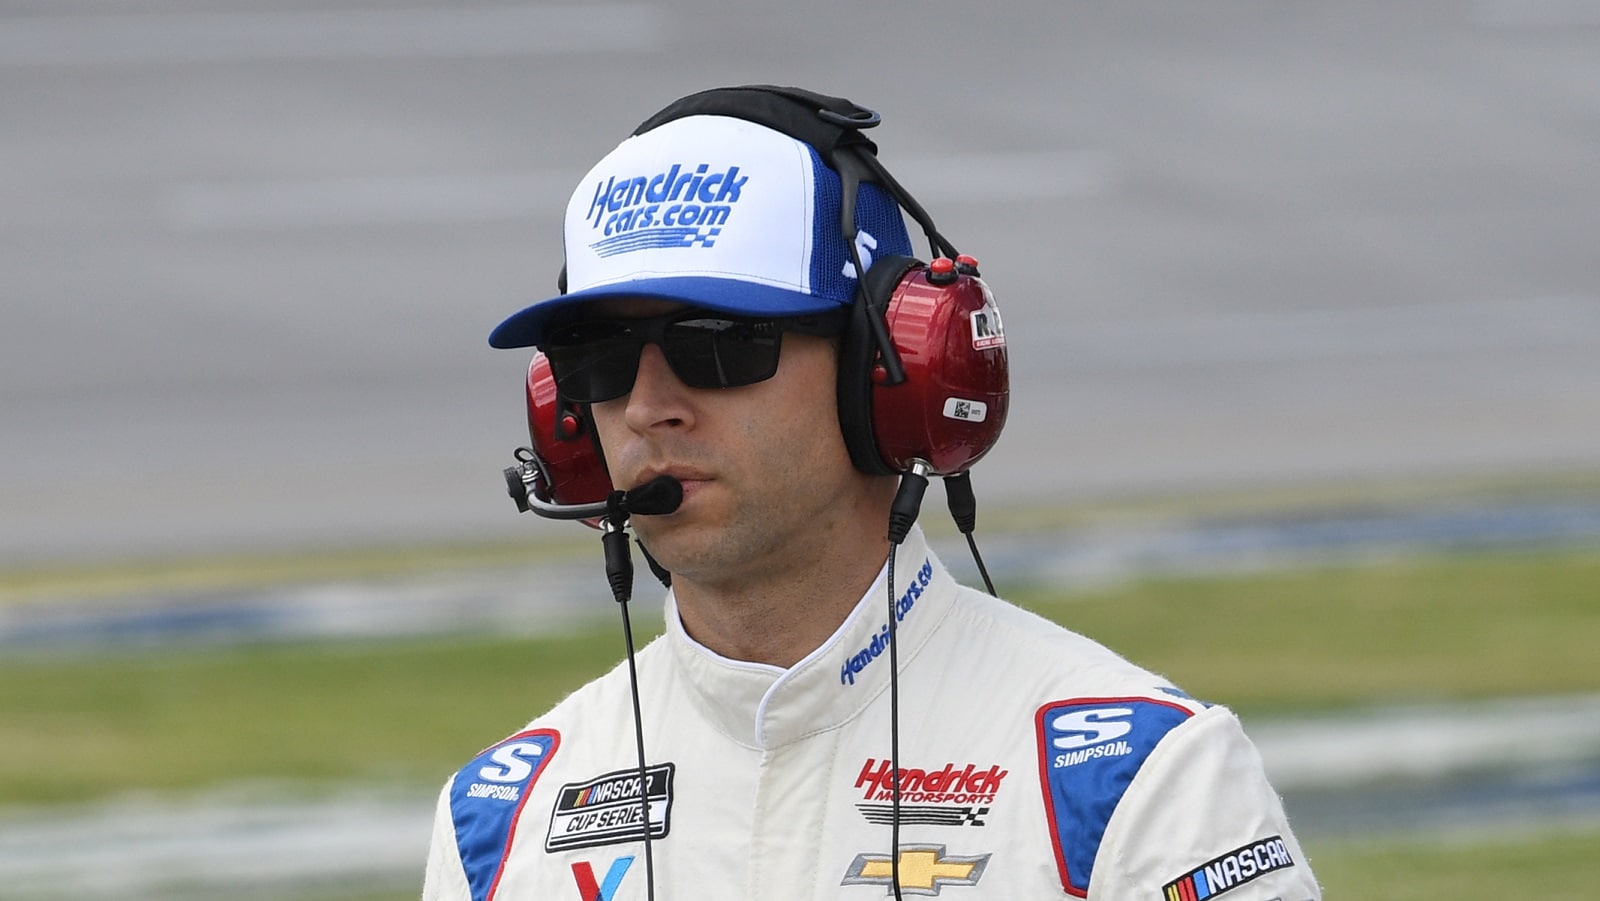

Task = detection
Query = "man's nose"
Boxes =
[622,342,692,431]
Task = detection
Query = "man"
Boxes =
[423,87,1320,901]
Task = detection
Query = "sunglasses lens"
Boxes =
[544,321,644,403]
[662,317,781,389]
[543,312,792,401]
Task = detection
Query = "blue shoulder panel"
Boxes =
[450,729,560,901]
[1035,697,1193,896]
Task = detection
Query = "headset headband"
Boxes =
[632,85,880,162]
[633,85,956,262]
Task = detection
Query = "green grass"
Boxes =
[1,547,1598,806]
[1310,826,1600,899]
[1009,546,1600,714]
[0,629,651,805]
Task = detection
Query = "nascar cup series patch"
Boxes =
[451,729,560,901]
[1034,698,1193,897]
[545,763,675,852]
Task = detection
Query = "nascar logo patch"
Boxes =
[1162,835,1295,901]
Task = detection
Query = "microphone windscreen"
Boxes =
[625,475,683,516]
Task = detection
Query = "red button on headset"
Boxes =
[926,256,958,285]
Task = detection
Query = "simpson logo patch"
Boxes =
[1035,697,1193,897]
[450,729,560,901]
[545,763,674,852]
[1163,836,1296,900]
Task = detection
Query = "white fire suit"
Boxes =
[423,527,1321,901]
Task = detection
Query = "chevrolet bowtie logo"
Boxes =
[841,844,991,895]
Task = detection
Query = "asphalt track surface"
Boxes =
[5,1,1600,565]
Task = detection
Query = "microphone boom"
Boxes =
[514,462,682,521]
[625,475,683,516]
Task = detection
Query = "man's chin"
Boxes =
[632,518,743,582]
[630,517,699,568]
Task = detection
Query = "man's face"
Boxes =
[578,300,883,588]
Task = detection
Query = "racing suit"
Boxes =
[423,526,1320,901]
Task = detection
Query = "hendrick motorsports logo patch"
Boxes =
[1162,835,1295,901]
[544,763,675,852]
[841,844,990,895]
[855,758,1007,804]
[853,758,1005,828]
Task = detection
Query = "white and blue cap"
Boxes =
[488,114,913,349]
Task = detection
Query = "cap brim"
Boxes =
[488,277,847,349]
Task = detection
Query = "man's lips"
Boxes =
[633,467,711,488]
[630,469,711,508]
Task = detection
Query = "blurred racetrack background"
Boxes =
[2,1,1598,898]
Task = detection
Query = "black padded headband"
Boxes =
[635,84,955,261]
[632,84,881,166]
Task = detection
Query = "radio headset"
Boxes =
[500,86,1008,901]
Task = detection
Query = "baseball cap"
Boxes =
[488,114,913,349]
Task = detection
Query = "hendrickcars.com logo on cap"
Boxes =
[585,162,749,255]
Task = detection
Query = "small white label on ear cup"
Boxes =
[970,303,1006,350]
[943,397,989,422]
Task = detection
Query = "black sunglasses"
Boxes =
[542,309,847,403]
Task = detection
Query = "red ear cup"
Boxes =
[525,354,614,507]
[868,261,1009,475]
